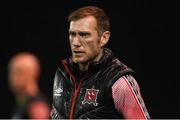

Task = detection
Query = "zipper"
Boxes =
[69,75,88,119]
[61,60,88,119]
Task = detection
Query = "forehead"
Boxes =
[69,16,97,32]
[10,56,38,71]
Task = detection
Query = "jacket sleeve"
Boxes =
[112,74,150,119]
[50,104,61,119]
[50,69,64,119]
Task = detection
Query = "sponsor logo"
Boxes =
[54,88,63,96]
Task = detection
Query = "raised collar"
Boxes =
[69,48,114,73]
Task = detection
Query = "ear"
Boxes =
[100,31,110,47]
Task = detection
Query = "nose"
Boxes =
[71,35,81,47]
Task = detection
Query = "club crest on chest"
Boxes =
[82,88,99,106]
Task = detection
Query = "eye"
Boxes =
[79,32,90,38]
[69,31,76,37]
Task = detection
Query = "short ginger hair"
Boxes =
[68,6,110,36]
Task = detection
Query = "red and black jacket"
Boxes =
[51,48,134,119]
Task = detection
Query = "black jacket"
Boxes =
[51,48,134,119]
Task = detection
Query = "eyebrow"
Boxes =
[69,31,91,34]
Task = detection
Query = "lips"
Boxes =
[73,50,85,55]
[74,51,83,53]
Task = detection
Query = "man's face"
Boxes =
[9,56,38,95]
[69,16,102,64]
[9,63,30,94]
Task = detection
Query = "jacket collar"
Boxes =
[69,48,114,73]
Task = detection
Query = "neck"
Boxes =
[79,63,89,71]
[15,82,39,105]
[79,48,104,71]
[16,94,27,105]
[26,83,39,97]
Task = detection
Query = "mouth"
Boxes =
[73,50,85,55]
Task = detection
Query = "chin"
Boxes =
[72,57,87,64]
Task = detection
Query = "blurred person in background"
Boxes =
[8,52,50,119]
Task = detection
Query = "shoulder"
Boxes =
[106,58,135,82]
[56,58,73,70]
[111,58,133,72]
[112,74,140,94]
[27,94,50,119]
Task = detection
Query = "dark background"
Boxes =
[0,0,179,118]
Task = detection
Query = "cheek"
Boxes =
[87,43,100,55]
[69,40,73,47]
[10,72,28,84]
[10,76,24,89]
[83,37,101,54]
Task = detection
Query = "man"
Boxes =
[8,52,50,119]
[51,6,150,119]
